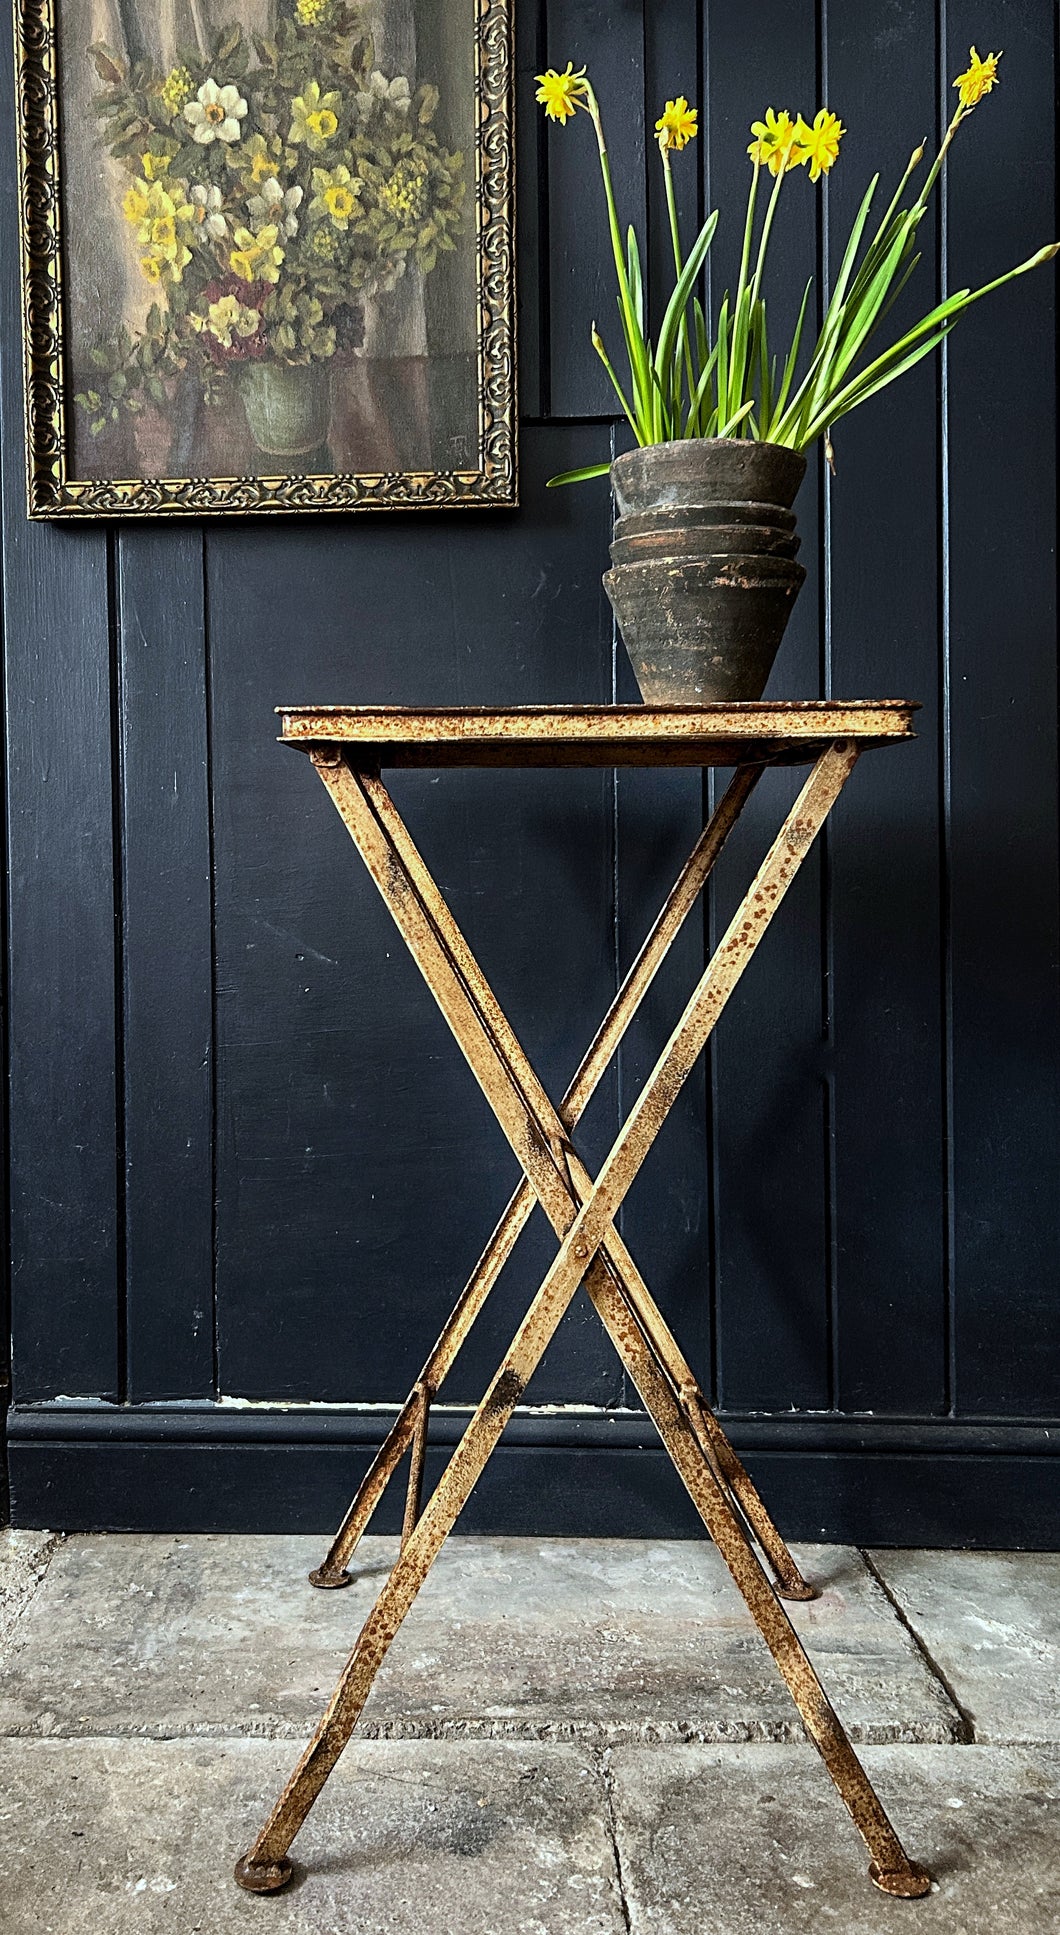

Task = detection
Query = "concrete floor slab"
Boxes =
[0,1534,960,1744]
[608,1743,1060,1934]
[0,1736,623,1935]
[868,1551,1060,1744]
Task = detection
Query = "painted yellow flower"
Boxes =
[141,152,172,181]
[140,254,164,286]
[122,181,151,229]
[656,97,698,151]
[229,223,285,283]
[289,81,342,150]
[793,108,845,181]
[296,0,330,20]
[123,179,195,279]
[953,46,1001,109]
[310,164,361,230]
[234,133,282,186]
[747,108,800,175]
[535,63,588,124]
[159,64,193,118]
[377,158,429,225]
[189,294,263,349]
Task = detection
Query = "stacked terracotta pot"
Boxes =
[604,439,808,704]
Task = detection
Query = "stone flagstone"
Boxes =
[868,1550,1060,1745]
[0,1534,960,1744]
[0,1736,623,1935]
[608,1742,1060,1934]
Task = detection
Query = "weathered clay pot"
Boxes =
[604,439,808,704]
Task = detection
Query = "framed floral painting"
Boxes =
[15,0,515,514]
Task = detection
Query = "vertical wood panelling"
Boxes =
[515,0,546,419]
[118,533,215,1401]
[826,1,947,1414]
[206,427,621,1409]
[944,0,1060,1415]
[705,1,831,1412]
[1,27,119,1403]
[544,0,647,418]
[3,2,1060,1537]
[612,9,710,1405]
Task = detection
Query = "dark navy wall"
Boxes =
[3,0,1059,1541]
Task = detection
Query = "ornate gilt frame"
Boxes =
[14,0,516,516]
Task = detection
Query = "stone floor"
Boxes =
[0,1530,1057,1932]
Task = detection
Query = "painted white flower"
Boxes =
[247,177,303,238]
[355,71,411,117]
[190,183,227,240]
[184,78,248,145]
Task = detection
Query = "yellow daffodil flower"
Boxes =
[310,164,361,230]
[656,98,698,151]
[747,108,800,175]
[289,81,342,150]
[140,254,164,285]
[953,46,1001,109]
[535,64,588,124]
[123,179,195,279]
[793,108,845,181]
[235,134,282,187]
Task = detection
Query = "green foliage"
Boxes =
[544,74,1057,483]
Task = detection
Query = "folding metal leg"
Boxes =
[310,762,811,1601]
[235,742,930,1900]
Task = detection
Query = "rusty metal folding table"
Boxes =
[235,702,931,1902]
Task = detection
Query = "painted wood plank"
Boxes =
[118,531,214,1401]
[0,10,119,1401]
[825,0,947,1414]
[544,0,647,419]
[703,0,830,1411]
[206,425,622,1411]
[514,0,546,418]
[944,0,1060,1415]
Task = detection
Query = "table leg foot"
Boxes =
[868,1860,933,1899]
[308,1566,352,1590]
[234,1856,293,1894]
[776,1578,819,1602]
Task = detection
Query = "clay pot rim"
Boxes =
[605,554,807,583]
[615,500,797,530]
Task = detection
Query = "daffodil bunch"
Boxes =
[536,49,1058,484]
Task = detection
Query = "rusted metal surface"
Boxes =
[401,1381,430,1551]
[276,701,918,768]
[312,765,761,1585]
[236,715,930,1902]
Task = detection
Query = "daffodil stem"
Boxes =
[585,85,653,434]
[918,107,964,207]
[661,139,698,430]
[749,155,788,313]
[661,140,684,276]
[736,162,760,306]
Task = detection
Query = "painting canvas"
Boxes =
[15,0,515,513]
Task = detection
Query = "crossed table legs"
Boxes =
[235,740,932,1901]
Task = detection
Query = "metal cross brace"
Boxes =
[235,739,931,1901]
